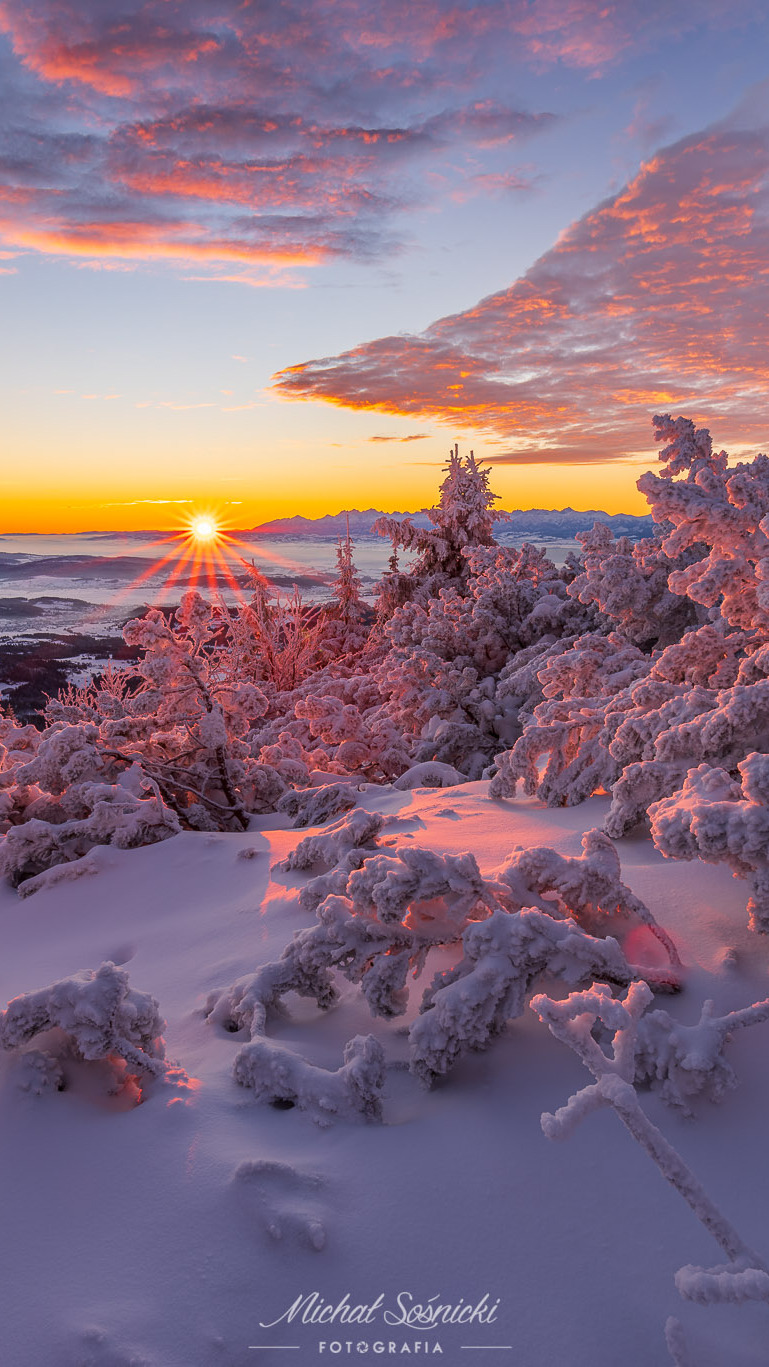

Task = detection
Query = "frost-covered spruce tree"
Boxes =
[253,452,508,784]
[332,519,365,626]
[249,452,525,783]
[257,461,597,784]
[373,445,506,602]
[567,520,701,649]
[323,519,369,657]
[638,414,769,638]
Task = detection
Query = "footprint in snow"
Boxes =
[233,1158,328,1251]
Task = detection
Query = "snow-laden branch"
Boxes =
[531,980,769,1323]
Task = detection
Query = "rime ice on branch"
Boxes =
[531,981,769,1327]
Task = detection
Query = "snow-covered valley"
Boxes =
[1,780,768,1367]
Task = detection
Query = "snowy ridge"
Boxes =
[251,507,654,539]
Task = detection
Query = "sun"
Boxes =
[190,515,218,541]
[101,505,317,618]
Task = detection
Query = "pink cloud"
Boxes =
[0,1,563,270]
[273,121,769,461]
[1,1,763,273]
[2,2,760,98]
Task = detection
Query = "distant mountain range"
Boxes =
[250,507,654,539]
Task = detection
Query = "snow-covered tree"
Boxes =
[638,414,769,639]
[373,445,506,600]
[567,521,700,649]
[374,542,595,778]
[489,414,769,922]
[328,517,367,650]
[223,572,327,692]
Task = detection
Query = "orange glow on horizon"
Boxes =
[0,469,654,533]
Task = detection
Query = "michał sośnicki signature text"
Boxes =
[260,1291,501,1330]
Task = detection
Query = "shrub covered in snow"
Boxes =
[649,755,769,931]
[207,826,676,1110]
[0,773,180,888]
[635,993,769,1113]
[281,807,385,871]
[277,781,359,829]
[411,907,634,1085]
[233,1033,386,1125]
[490,828,681,973]
[0,961,167,1079]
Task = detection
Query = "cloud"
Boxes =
[100,498,194,507]
[2,1,760,98]
[368,432,430,442]
[143,400,217,410]
[0,1,562,272]
[184,270,307,288]
[1,0,762,273]
[453,168,539,202]
[273,118,769,462]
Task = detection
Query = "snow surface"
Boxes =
[1,782,769,1366]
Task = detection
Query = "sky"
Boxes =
[1,0,768,531]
